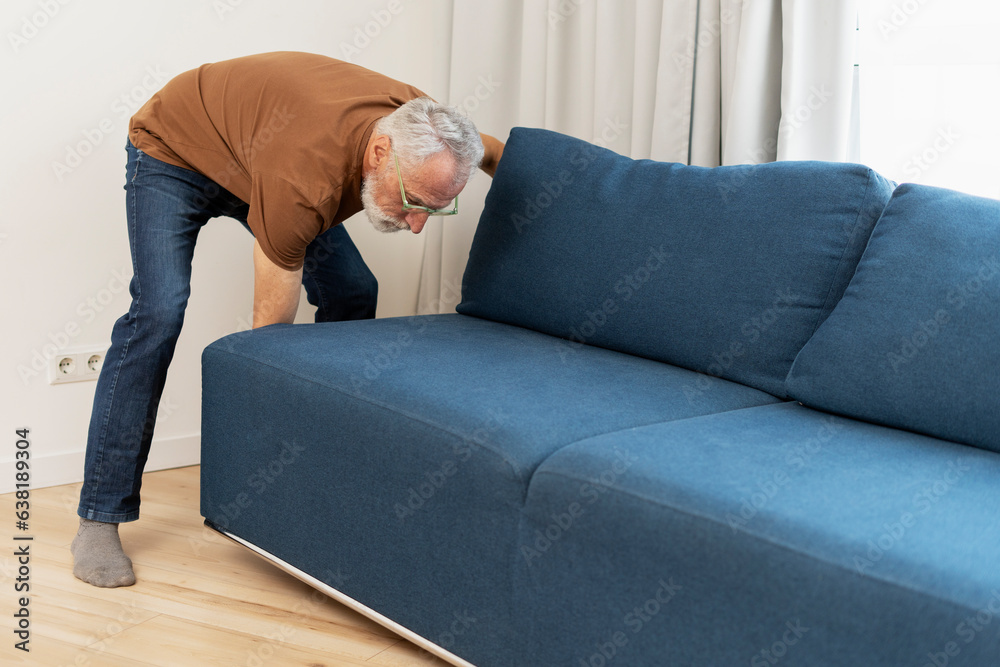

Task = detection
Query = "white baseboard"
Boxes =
[0,433,201,495]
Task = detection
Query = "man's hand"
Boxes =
[479,133,505,178]
[252,240,302,328]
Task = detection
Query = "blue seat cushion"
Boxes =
[458,127,895,397]
[787,184,1000,453]
[200,314,779,665]
[517,402,1000,665]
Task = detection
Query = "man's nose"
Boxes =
[406,211,429,234]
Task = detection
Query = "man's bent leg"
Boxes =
[301,224,378,322]
[75,142,215,586]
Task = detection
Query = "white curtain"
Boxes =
[416,0,859,314]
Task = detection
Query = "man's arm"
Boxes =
[479,133,505,178]
[252,239,302,328]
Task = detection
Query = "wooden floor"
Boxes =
[0,466,449,666]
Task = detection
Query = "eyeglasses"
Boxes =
[393,150,458,216]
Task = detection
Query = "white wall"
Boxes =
[0,0,457,493]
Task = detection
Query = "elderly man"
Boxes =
[72,51,504,587]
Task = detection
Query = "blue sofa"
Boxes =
[200,128,1000,666]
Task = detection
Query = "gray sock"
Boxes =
[71,518,136,588]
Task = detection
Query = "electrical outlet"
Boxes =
[48,348,108,385]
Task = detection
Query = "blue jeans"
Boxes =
[78,141,378,523]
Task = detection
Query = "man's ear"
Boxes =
[369,134,392,171]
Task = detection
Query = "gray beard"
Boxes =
[361,176,408,234]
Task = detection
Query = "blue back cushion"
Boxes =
[458,127,895,397]
[787,184,1000,452]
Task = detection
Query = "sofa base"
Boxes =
[203,520,476,667]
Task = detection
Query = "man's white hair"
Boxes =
[376,97,484,185]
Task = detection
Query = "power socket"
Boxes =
[49,348,108,385]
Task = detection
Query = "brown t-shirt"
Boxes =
[129,52,426,270]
